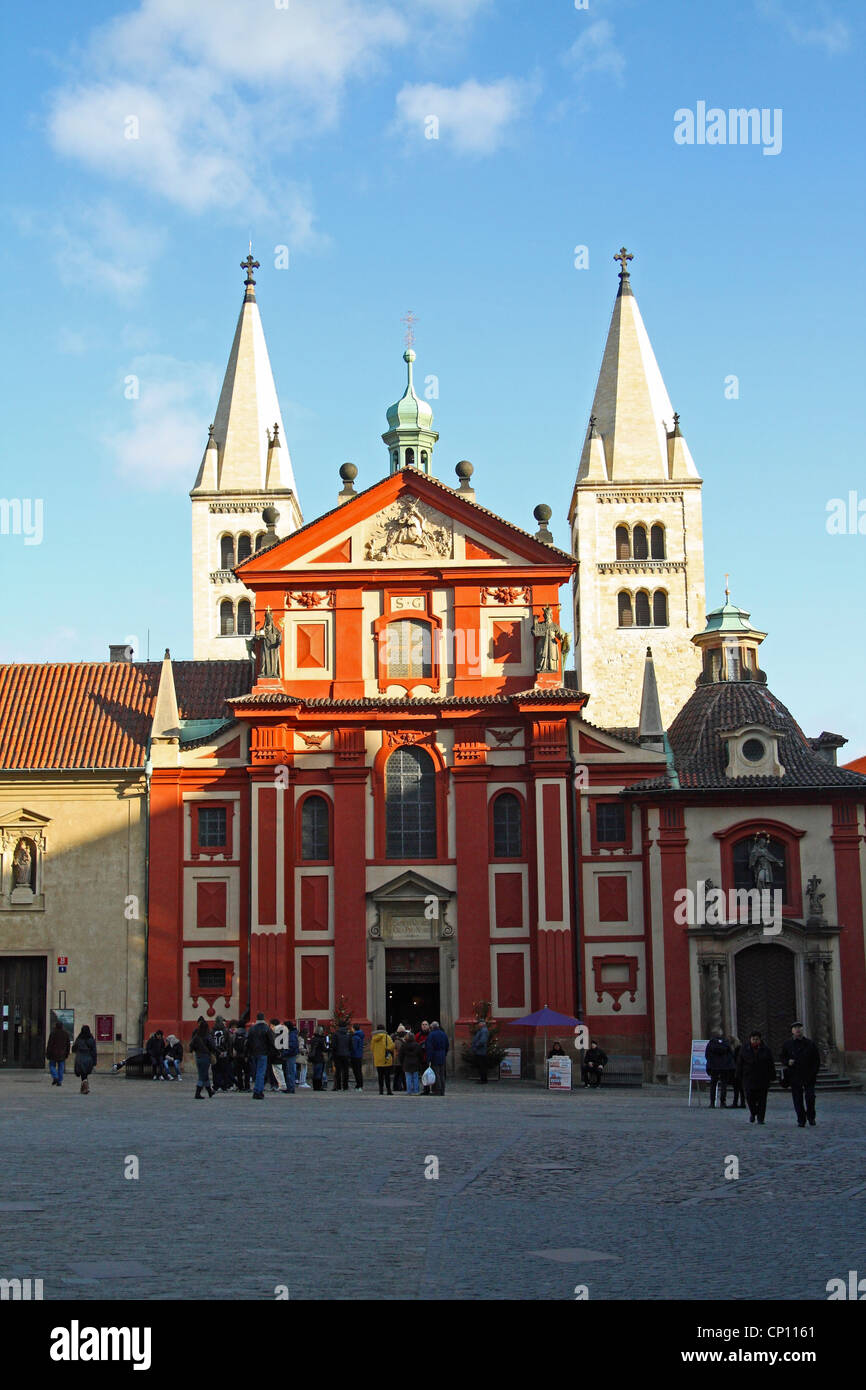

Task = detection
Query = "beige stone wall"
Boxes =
[0,775,146,1059]
[192,495,294,660]
[573,480,705,727]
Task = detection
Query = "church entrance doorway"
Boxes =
[735,944,796,1058]
[385,948,439,1034]
[0,956,47,1068]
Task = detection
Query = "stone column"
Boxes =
[700,954,727,1036]
[807,951,833,1067]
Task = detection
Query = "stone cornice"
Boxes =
[597,560,685,575]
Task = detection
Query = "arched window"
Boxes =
[492,792,522,858]
[385,746,437,859]
[301,794,330,861]
[237,533,252,564]
[652,590,668,626]
[617,592,633,627]
[650,524,665,559]
[220,535,235,569]
[220,600,235,635]
[635,591,651,626]
[237,599,252,636]
[632,524,648,559]
[392,450,399,468]
[383,620,432,680]
[616,525,630,560]
[420,450,428,469]
[405,448,415,467]
[254,531,266,552]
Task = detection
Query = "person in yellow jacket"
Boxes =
[370,1024,395,1095]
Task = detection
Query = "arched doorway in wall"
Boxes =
[734,944,796,1057]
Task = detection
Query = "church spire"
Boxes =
[192,252,298,496]
[575,250,700,485]
[638,646,665,751]
[382,343,439,476]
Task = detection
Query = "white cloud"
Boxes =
[104,354,221,490]
[395,78,532,155]
[757,1,850,56]
[564,19,625,83]
[50,201,166,302]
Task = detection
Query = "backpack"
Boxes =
[233,1030,247,1059]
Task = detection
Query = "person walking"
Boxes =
[46,1020,70,1086]
[426,1021,449,1096]
[233,1022,250,1092]
[471,1020,490,1084]
[190,1020,216,1099]
[736,1030,775,1124]
[72,1025,97,1094]
[780,1022,821,1127]
[704,1030,735,1108]
[730,1037,747,1108]
[349,1023,365,1090]
[247,1012,272,1099]
[308,1026,327,1091]
[212,1017,234,1091]
[400,1029,422,1094]
[330,1020,352,1092]
[371,1023,395,1095]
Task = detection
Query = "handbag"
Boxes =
[421,1066,436,1087]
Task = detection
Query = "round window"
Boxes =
[742,737,765,762]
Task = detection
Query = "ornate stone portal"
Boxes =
[367,871,455,1028]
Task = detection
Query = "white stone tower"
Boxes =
[190,253,303,659]
[568,249,706,728]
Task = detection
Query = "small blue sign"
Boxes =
[57,965,67,974]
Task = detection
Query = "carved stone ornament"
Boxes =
[481,586,530,605]
[364,499,452,562]
[286,590,335,609]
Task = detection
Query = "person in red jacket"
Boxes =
[46,1021,70,1087]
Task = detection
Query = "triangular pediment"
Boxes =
[0,808,52,828]
[236,470,573,576]
[370,869,451,903]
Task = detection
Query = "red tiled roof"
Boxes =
[0,661,251,770]
[228,686,584,711]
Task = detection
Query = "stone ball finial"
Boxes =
[455,460,474,480]
[340,462,358,482]
[534,503,552,524]
[262,504,280,527]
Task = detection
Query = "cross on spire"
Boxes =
[402,309,417,349]
[725,573,730,602]
[614,246,633,278]
[241,251,260,286]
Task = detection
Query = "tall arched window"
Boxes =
[617,592,633,627]
[220,600,235,635]
[392,450,399,468]
[615,525,630,560]
[632,524,648,559]
[301,794,330,861]
[385,746,436,859]
[492,792,522,858]
[237,599,252,636]
[650,524,665,559]
[420,450,429,469]
[635,590,651,626]
[652,590,668,626]
[220,535,235,569]
[405,447,415,467]
[237,533,252,563]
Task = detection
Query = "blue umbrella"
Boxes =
[509,1005,583,1068]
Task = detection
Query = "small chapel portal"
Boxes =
[735,943,797,1057]
[385,947,440,1033]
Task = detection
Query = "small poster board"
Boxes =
[548,1055,572,1091]
[688,1039,710,1106]
[96,1014,115,1043]
[499,1047,521,1079]
[50,1008,74,1043]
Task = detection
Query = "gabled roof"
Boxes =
[235,467,574,574]
[0,662,251,770]
[626,681,866,793]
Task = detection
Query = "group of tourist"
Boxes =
[703,1023,821,1126]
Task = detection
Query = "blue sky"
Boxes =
[2,0,864,753]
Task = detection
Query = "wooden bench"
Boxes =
[583,1053,644,1087]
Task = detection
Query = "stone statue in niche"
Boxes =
[12,839,33,889]
[252,607,282,678]
[749,832,783,891]
[806,875,826,920]
[532,605,570,672]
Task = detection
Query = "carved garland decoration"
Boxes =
[480,586,530,605]
[286,590,335,609]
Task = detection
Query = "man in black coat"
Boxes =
[704,1031,735,1108]
[330,1024,352,1091]
[780,1022,821,1127]
[247,1013,273,1099]
[736,1030,776,1124]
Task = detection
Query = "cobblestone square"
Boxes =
[1,1072,863,1302]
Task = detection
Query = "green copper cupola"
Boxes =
[382,349,439,475]
[692,587,768,685]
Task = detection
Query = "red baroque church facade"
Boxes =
[148,468,593,1046]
